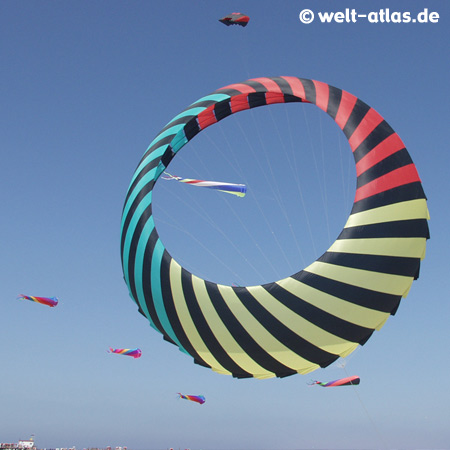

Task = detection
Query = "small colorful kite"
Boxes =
[108,347,142,359]
[219,12,250,27]
[309,375,360,387]
[17,294,58,307]
[177,393,206,405]
[162,172,247,197]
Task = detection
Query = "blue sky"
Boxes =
[1,1,449,449]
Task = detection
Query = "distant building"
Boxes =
[1,436,36,450]
[18,441,35,450]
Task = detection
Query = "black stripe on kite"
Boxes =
[272,76,295,96]
[357,149,414,188]
[203,281,298,377]
[234,288,340,368]
[353,121,396,163]
[122,147,166,208]
[215,87,248,97]
[242,79,270,92]
[159,113,197,135]
[339,219,430,239]
[187,99,220,111]
[317,252,421,277]
[214,100,233,121]
[342,100,371,139]
[327,86,343,120]
[121,180,155,256]
[292,271,401,314]
[298,78,317,104]
[284,94,304,103]
[184,117,201,141]
[262,283,374,344]
[161,148,176,168]
[139,234,170,337]
[248,92,267,108]
[351,182,427,214]
[180,275,254,378]
[157,260,212,368]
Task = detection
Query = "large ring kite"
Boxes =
[121,77,429,379]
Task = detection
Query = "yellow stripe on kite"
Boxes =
[328,237,427,258]
[305,261,414,297]
[191,276,274,379]
[169,260,231,375]
[275,277,390,331]
[345,199,429,228]
[217,285,321,376]
[247,283,361,357]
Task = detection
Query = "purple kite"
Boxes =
[177,393,206,405]
[309,375,360,387]
[17,294,58,308]
[108,347,142,359]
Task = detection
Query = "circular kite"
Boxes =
[120,77,429,379]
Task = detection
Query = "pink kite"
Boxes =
[177,393,206,405]
[17,294,58,307]
[309,375,360,387]
[108,347,142,358]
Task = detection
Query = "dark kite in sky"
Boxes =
[219,12,250,27]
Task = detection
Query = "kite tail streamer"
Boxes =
[162,172,247,197]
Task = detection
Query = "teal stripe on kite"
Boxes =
[129,145,168,187]
[155,162,167,180]
[134,215,159,330]
[153,123,185,144]
[153,130,188,181]
[122,191,153,286]
[171,129,188,153]
[190,93,231,106]
[123,167,159,227]
[167,106,209,125]
[151,239,188,353]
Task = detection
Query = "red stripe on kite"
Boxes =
[230,94,250,113]
[354,164,421,202]
[335,90,358,130]
[265,92,285,105]
[281,76,307,101]
[313,80,330,113]
[219,83,256,94]
[251,77,284,94]
[356,133,406,177]
[197,105,217,130]
[348,108,385,152]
